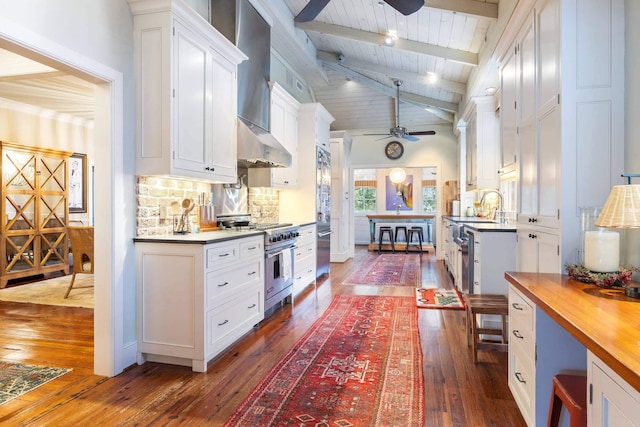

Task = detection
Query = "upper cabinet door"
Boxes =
[209,47,238,182]
[173,21,210,175]
[500,48,518,176]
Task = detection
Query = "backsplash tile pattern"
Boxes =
[136,176,211,236]
[136,176,281,236]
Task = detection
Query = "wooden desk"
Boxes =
[505,272,640,392]
[366,214,435,244]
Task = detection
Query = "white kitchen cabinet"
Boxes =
[509,285,536,427]
[136,235,264,372]
[588,351,640,427]
[504,0,624,273]
[465,96,499,191]
[248,82,300,189]
[468,228,516,295]
[516,228,560,274]
[293,224,316,294]
[500,16,534,178]
[279,103,334,224]
[130,0,246,182]
[330,131,353,263]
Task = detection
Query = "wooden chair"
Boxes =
[65,226,94,298]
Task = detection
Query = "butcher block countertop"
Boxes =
[505,272,640,392]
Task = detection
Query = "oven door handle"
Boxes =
[266,251,282,258]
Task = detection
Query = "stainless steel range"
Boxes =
[263,224,300,312]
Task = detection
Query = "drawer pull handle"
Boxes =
[248,303,256,309]
[267,287,274,294]
[515,372,526,384]
[218,320,229,326]
[296,276,302,280]
[474,260,479,264]
[512,303,524,311]
[219,253,230,257]
[248,271,256,276]
[248,246,257,250]
[512,330,524,339]
[218,282,229,287]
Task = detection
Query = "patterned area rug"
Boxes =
[415,288,465,309]
[0,275,93,308]
[0,361,71,405]
[225,295,425,426]
[342,253,421,286]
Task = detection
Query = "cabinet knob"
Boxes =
[205,166,215,172]
[528,233,537,239]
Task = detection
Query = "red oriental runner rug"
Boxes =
[224,295,425,427]
[341,253,421,286]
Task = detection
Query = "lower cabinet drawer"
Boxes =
[206,285,263,358]
[205,258,263,309]
[509,349,535,427]
[294,243,315,263]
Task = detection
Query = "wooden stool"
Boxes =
[395,226,407,243]
[378,226,395,253]
[406,227,424,253]
[547,374,587,427]
[464,293,508,363]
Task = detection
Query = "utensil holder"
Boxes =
[173,215,190,234]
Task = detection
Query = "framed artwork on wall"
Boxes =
[385,174,413,210]
[69,153,87,213]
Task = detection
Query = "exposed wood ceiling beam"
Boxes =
[317,50,466,95]
[296,21,478,67]
[322,61,456,122]
[424,0,498,20]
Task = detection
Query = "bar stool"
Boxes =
[463,293,509,363]
[395,226,407,243]
[406,227,424,253]
[547,374,587,427]
[378,226,395,253]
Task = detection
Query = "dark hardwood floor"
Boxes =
[0,246,526,426]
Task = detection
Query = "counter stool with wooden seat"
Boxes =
[464,293,509,363]
[406,227,424,253]
[378,226,395,253]
[547,374,587,427]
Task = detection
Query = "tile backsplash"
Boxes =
[136,176,281,236]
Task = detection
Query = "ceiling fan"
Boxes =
[364,80,437,142]
[294,0,424,22]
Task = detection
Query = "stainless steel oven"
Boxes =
[263,225,299,312]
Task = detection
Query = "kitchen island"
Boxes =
[505,272,640,426]
[366,213,435,243]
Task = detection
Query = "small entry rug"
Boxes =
[0,275,93,308]
[0,361,71,405]
[416,288,465,309]
[225,295,425,427]
[342,253,421,286]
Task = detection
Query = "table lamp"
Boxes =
[595,174,640,298]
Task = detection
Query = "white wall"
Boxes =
[0,0,136,375]
[625,0,640,278]
[350,124,459,258]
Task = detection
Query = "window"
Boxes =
[354,169,377,213]
[355,186,376,212]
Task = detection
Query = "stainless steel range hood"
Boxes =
[211,0,292,168]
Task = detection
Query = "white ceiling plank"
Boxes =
[424,0,498,20]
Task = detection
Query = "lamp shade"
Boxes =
[594,184,640,228]
[389,168,406,183]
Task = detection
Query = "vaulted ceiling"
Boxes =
[0,0,502,134]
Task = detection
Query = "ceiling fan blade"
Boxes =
[294,0,331,22]
[408,130,436,136]
[385,0,424,15]
[401,134,419,142]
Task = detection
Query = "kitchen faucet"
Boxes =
[480,189,507,223]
